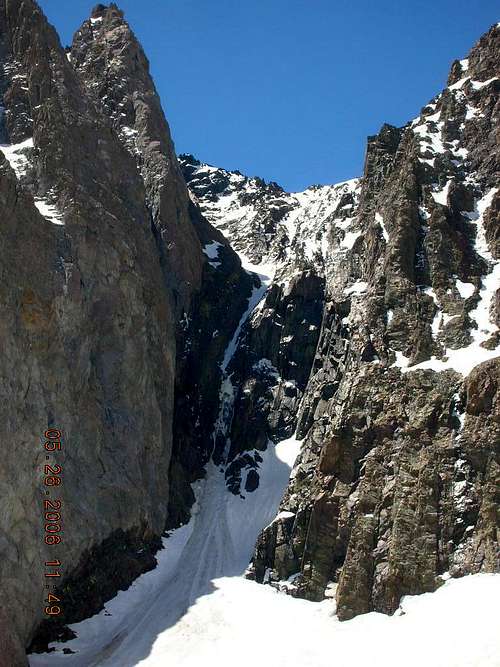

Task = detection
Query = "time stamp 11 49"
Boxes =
[42,428,64,617]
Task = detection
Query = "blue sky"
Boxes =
[39,0,498,192]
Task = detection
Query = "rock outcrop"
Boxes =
[68,0,255,534]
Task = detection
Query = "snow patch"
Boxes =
[345,280,368,296]
[401,189,499,375]
[392,350,410,369]
[253,358,279,378]
[448,76,469,91]
[220,259,272,372]
[465,104,484,121]
[202,241,223,268]
[340,229,362,250]
[29,569,500,667]
[34,197,64,226]
[121,126,138,138]
[28,426,305,666]
[422,287,441,337]
[431,180,452,206]
[455,279,475,300]
[0,137,33,178]
[471,77,497,90]
[375,212,388,242]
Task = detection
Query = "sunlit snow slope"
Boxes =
[28,460,500,667]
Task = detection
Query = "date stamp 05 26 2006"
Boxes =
[42,428,64,618]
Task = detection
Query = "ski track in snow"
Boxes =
[28,523,500,667]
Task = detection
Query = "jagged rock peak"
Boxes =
[91,3,124,19]
[448,22,499,85]
[71,0,209,313]
[241,19,500,622]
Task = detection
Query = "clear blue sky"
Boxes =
[39,0,498,192]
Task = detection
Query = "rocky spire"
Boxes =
[69,4,256,529]
[91,3,124,19]
[70,3,205,313]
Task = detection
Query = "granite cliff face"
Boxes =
[0,2,498,664]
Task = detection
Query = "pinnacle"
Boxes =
[91,3,124,19]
